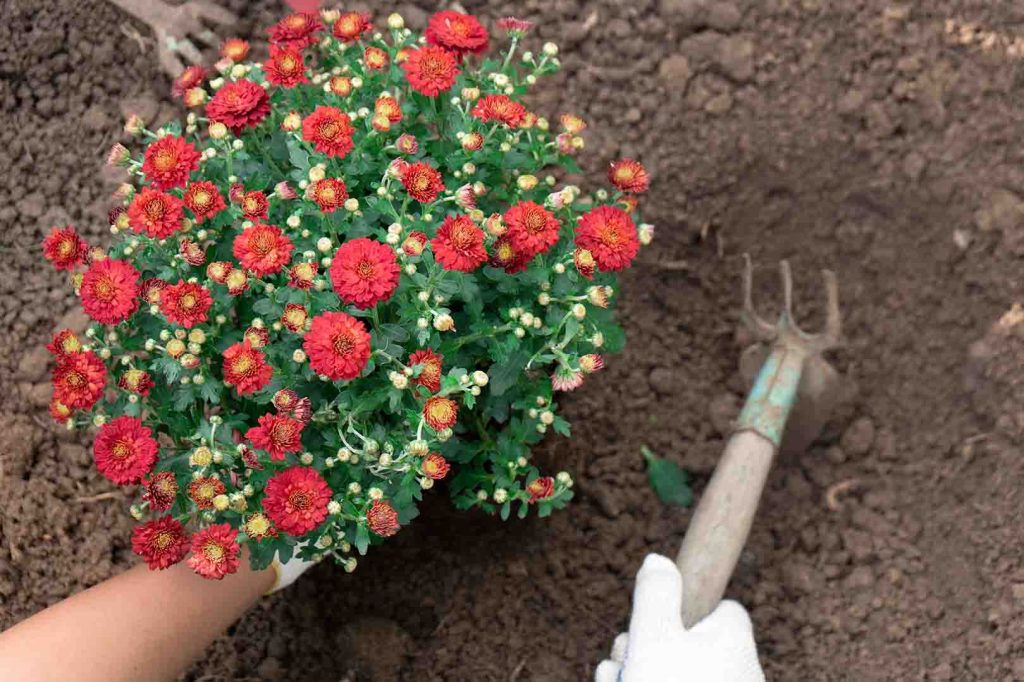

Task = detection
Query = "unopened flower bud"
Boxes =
[433,313,455,332]
[540,410,555,425]
[572,303,587,320]
[368,487,384,501]
[494,488,508,504]
[409,440,429,457]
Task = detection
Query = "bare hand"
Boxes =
[113,0,238,77]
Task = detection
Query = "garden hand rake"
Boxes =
[675,256,842,628]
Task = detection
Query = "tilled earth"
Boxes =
[5,0,1024,680]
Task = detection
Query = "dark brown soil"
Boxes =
[6,0,1024,680]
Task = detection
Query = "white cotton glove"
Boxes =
[595,554,765,682]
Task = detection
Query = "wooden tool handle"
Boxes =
[674,430,777,627]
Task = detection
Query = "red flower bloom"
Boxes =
[289,261,318,289]
[367,499,400,537]
[49,398,72,422]
[233,224,294,276]
[422,453,450,480]
[408,349,443,393]
[80,258,140,324]
[142,135,201,190]
[375,96,403,124]
[396,133,419,154]
[364,46,389,70]
[497,17,534,35]
[329,238,400,309]
[527,476,555,503]
[127,188,185,240]
[206,80,271,133]
[574,248,596,280]
[303,311,372,381]
[608,158,650,194]
[574,206,640,272]
[241,191,269,220]
[246,412,305,461]
[281,303,308,332]
[423,396,458,430]
[119,368,154,396]
[432,214,488,272]
[402,230,428,256]
[505,201,562,259]
[188,476,226,510]
[188,524,240,580]
[244,326,270,348]
[268,12,323,49]
[179,239,205,267]
[263,466,331,536]
[47,329,82,358]
[239,444,263,470]
[333,12,372,42]
[93,416,159,485]
[302,106,355,159]
[42,226,87,271]
[52,351,106,410]
[489,236,529,273]
[222,340,273,396]
[425,11,489,58]
[132,517,189,570]
[402,46,459,97]
[272,388,299,412]
[159,280,212,328]
[220,38,250,62]
[471,95,526,127]
[306,177,348,212]
[183,181,226,224]
[265,45,308,88]
[172,65,206,98]
[140,277,168,304]
[143,471,178,511]
[401,162,445,203]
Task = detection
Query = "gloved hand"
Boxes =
[595,554,764,682]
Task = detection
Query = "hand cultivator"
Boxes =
[676,256,842,627]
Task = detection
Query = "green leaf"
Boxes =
[489,349,529,397]
[354,523,370,555]
[642,446,693,507]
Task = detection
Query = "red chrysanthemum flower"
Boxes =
[425,11,489,58]
[222,340,273,396]
[374,95,403,124]
[402,46,459,97]
[232,224,294,276]
[272,388,299,412]
[302,106,355,158]
[400,162,445,203]
[93,416,159,485]
[527,476,555,503]
[119,368,154,396]
[244,326,270,348]
[132,517,189,570]
[42,226,87,271]
[489,236,530,273]
[127,188,185,240]
[47,329,82,358]
[80,258,140,324]
[188,476,226,510]
[608,158,650,194]
[140,277,168,304]
[364,46,389,70]
[49,397,72,422]
[289,261,318,289]
[183,181,226,224]
[408,349,443,393]
[574,206,640,272]
[142,135,201,190]
[143,471,178,511]
[240,190,269,220]
[329,238,401,309]
[303,311,372,381]
[265,45,308,88]
[306,177,348,212]
[580,354,605,374]
[574,248,596,280]
[396,133,419,154]
[432,215,488,272]
[263,466,331,537]
[281,303,308,332]
[172,65,206,98]
[497,17,534,35]
[244,513,278,541]
[179,239,205,266]
[188,524,240,580]
[246,413,305,462]
[206,80,271,133]
[267,12,323,49]
[159,280,212,328]
[423,396,458,430]
[333,11,372,42]
[367,499,400,537]
[221,38,250,62]
[422,453,450,480]
[505,201,562,259]
[402,230,428,257]
[52,350,106,410]
[471,95,526,127]
[552,364,584,392]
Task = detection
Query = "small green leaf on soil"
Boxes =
[642,446,693,507]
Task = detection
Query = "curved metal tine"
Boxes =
[741,254,777,340]
[778,260,808,338]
